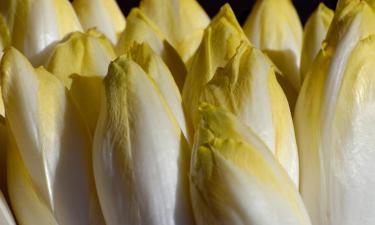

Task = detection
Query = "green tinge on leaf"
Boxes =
[190,103,311,225]
[94,56,194,225]
[182,4,250,134]
[201,43,299,186]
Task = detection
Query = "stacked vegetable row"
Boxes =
[0,0,374,225]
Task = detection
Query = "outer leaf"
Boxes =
[295,1,375,224]
[190,103,311,225]
[243,0,302,106]
[126,42,190,142]
[139,0,209,62]
[201,43,299,186]
[116,8,187,91]
[300,3,333,80]
[2,0,82,65]
[182,4,249,133]
[72,0,126,45]
[0,190,15,225]
[45,29,116,88]
[93,56,194,225]
[1,47,104,225]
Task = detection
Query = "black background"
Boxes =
[114,0,338,25]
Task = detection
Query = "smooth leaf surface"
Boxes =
[94,56,194,225]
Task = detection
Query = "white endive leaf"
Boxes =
[45,29,116,88]
[295,1,375,224]
[94,56,194,225]
[3,0,82,65]
[72,0,126,45]
[116,8,187,91]
[243,0,302,107]
[201,43,299,186]
[1,47,104,225]
[182,4,250,133]
[0,191,16,225]
[139,0,209,62]
[126,42,190,142]
[190,103,311,225]
[300,3,333,80]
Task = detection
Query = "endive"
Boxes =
[0,191,15,225]
[182,4,249,132]
[201,43,299,186]
[295,1,375,224]
[116,8,187,91]
[243,0,302,106]
[1,47,104,225]
[94,56,194,225]
[72,0,126,45]
[125,42,190,142]
[300,3,333,80]
[139,0,210,62]
[2,0,82,65]
[44,29,116,135]
[190,103,311,225]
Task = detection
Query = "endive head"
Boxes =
[243,0,303,92]
[1,47,104,224]
[190,103,311,225]
[182,4,249,131]
[72,0,126,45]
[3,0,82,65]
[300,3,333,80]
[117,8,187,91]
[295,2,375,224]
[200,43,299,186]
[139,0,210,61]
[94,55,193,225]
[45,29,116,88]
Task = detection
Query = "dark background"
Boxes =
[115,0,338,25]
